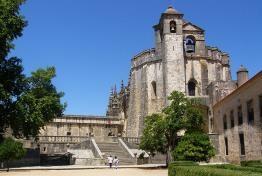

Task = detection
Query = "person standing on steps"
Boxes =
[113,156,119,169]
[107,155,113,168]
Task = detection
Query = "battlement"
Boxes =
[131,48,161,69]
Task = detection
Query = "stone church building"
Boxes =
[39,6,261,164]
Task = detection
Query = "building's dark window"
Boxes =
[238,106,243,125]
[239,133,245,155]
[225,137,229,155]
[230,110,234,128]
[185,35,196,53]
[170,21,176,33]
[259,95,262,123]
[151,81,157,98]
[247,100,254,124]
[188,81,196,96]
[223,114,227,130]
[66,132,71,136]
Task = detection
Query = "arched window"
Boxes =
[188,80,196,96]
[185,35,196,53]
[151,81,157,98]
[223,114,227,130]
[170,21,176,33]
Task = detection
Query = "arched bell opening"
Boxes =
[170,21,176,33]
[185,35,196,53]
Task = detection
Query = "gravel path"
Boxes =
[0,168,167,176]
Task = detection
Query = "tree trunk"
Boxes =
[6,161,9,172]
[166,145,173,166]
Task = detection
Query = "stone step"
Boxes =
[96,142,136,165]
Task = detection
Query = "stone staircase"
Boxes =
[96,142,136,165]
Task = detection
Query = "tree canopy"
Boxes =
[139,113,167,156]
[0,0,65,141]
[15,67,65,138]
[140,91,214,165]
[0,0,27,59]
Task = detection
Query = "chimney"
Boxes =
[237,65,249,87]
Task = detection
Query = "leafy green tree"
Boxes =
[15,67,66,138]
[0,0,27,141]
[0,137,26,171]
[140,91,211,165]
[139,114,166,156]
[172,131,215,162]
[0,0,65,141]
[0,0,27,59]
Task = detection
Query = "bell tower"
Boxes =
[155,6,186,105]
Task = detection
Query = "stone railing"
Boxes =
[37,135,89,144]
[118,138,135,158]
[122,137,141,144]
[187,96,209,106]
[90,138,103,158]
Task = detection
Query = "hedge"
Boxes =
[168,165,262,176]
[208,164,262,173]
[170,161,198,166]
[241,160,262,168]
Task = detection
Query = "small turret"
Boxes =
[237,65,249,87]
[120,80,124,92]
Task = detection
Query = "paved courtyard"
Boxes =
[0,168,167,176]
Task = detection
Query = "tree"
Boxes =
[139,114,167,156]
[0,0,65,141]
[0,137,26,171]
[15,67,65,138]
[140,91,211,165]
[0,0,27,142]
[0,0,27,59]
[172,131,215,162]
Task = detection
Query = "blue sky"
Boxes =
[11,0,262,115]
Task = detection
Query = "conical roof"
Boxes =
[164,5,181,14]
[237,65,248,72]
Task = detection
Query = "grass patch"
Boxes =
[168,164,262,176]
[241,160,262,168]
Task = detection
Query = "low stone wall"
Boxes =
[1,148,40,168]
[40,153,73,166]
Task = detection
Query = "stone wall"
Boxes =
[213,72,262,163]
[126,50,164,137]
[40,116,121,140]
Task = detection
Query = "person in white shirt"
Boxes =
[107,155,113,168]
[113,156,119,169]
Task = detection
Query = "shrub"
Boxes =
[208,164,262,174]
[171,161,198,166]
[172,131,215,162]
[0,137,26,171]
[241,160,262,167]
[168,165,262,176]
[138,152,145,159]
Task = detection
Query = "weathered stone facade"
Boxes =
[125,6,233,137]
[39,5,261,164]
[40,115,122,142]
[213,71,262,163]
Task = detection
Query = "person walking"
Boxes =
[113,156,119,169]
[107,155,113,168]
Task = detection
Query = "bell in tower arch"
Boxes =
[185,36,196,53]
[170,21,176,33]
